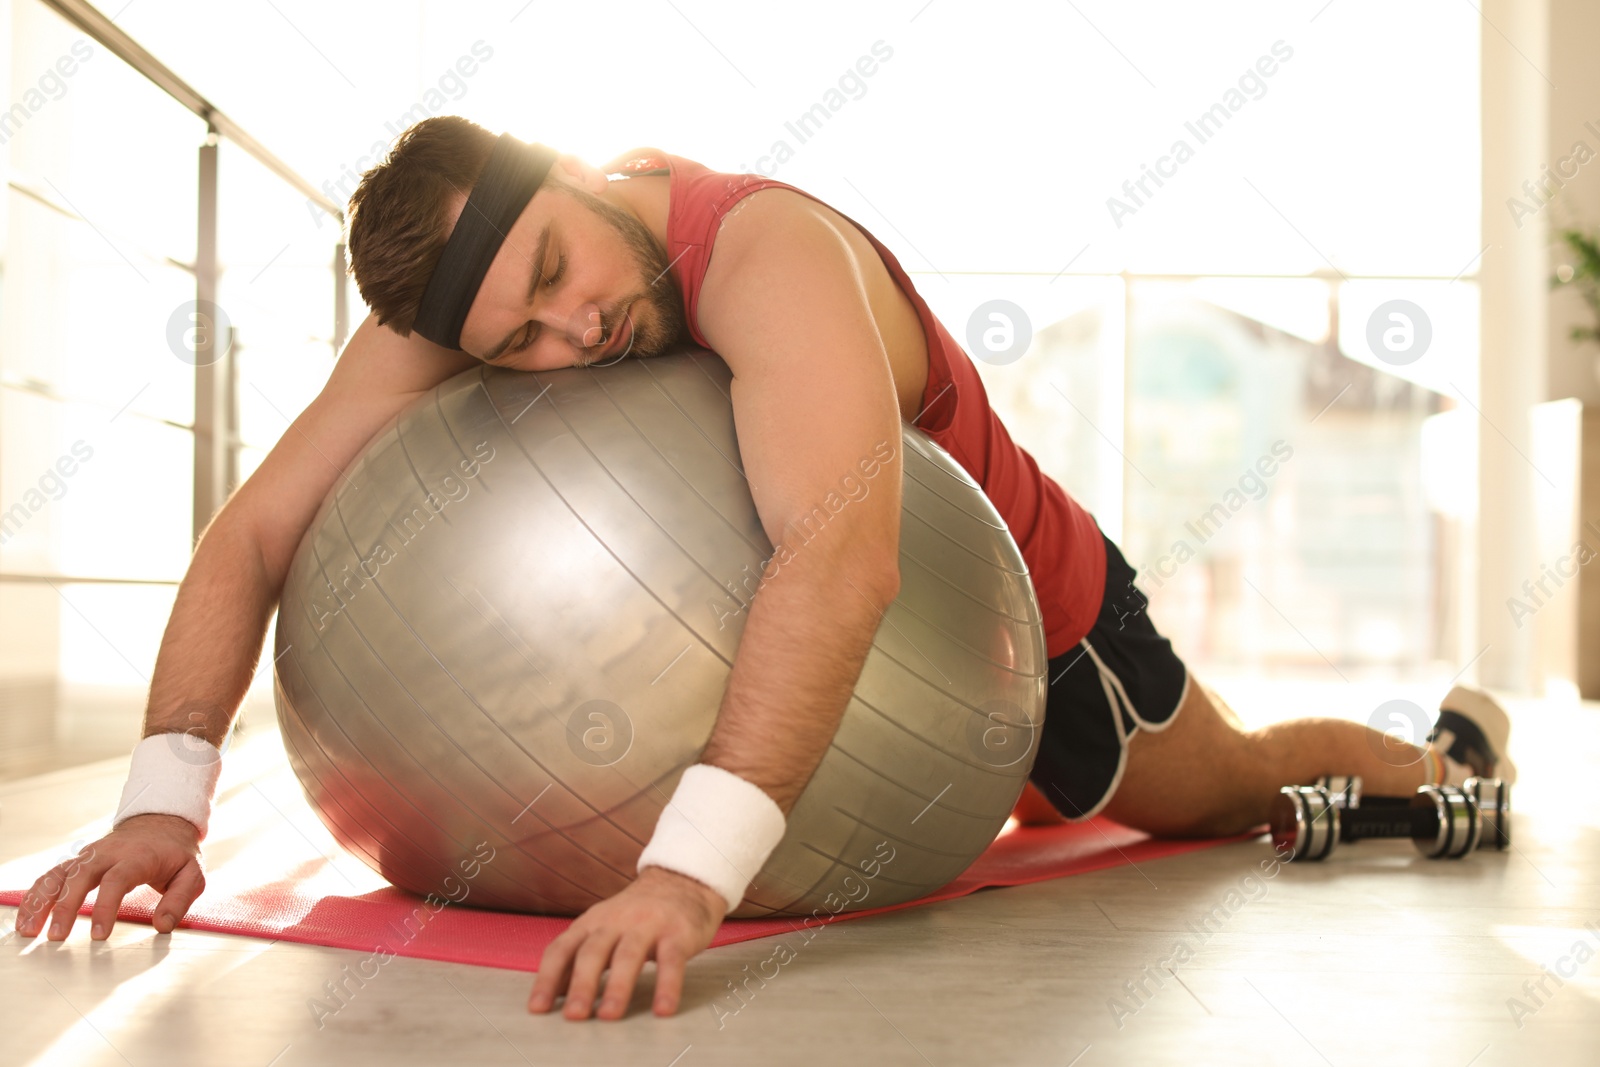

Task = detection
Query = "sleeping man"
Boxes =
[15,116,1515,1021]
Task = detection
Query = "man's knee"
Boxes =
[1100,681,1269,837]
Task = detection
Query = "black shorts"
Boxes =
[1028,529,1190,821]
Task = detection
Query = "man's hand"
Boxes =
[13,814,205,941]
[528,866,727,1020]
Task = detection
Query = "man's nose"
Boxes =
[556,302,606,349]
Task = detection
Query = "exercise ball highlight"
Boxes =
[272,347,1045,918]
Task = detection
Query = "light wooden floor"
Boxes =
[2,679,1597,1066]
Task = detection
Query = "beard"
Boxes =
[551,182,689,363]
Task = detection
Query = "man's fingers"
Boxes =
[596,936,653,1020]
[563,930,623,1021]
[151,860,205,934]
[15,866,69,935]
[653,939,689,1016]
[87,867,137,940]
[529,931,580,1013]
[45,855,114,940]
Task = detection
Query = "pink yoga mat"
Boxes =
[1,795,1256,971]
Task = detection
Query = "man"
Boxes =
[14,117,1515,1022]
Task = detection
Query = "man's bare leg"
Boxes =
[1096,676,1437,838]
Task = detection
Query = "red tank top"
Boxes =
[655,155,1107,656]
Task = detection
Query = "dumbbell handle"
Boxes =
[1272,777,1510,861]
[1337,804,1435,842]
[1340,775,1512,852]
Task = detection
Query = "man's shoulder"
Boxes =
[704,184,843,265]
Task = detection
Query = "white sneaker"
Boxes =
[1429,684,1517,785]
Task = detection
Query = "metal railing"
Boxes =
[34,0,349,549]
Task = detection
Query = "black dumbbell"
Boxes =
[1271,776,1511,861]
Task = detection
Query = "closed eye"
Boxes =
[507,326,535,356]
[507,254,567,355]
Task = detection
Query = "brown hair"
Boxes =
[345,115,501,336]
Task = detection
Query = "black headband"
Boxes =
[412,133,557,350]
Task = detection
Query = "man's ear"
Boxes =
[551,153,607,196]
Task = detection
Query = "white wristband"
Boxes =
[112,733,225,840]
[636,763,787,913]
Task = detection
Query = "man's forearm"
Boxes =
[699,539,898,814]
[141,508,282,749]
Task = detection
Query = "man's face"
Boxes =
[456,178,687,370]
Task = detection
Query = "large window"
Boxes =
[889,2,1485,683]
[0,0,344,776]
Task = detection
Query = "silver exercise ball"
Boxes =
[272,347,1045,918]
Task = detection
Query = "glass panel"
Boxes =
[0,390,193,581]
[1,0,205,428]
[55,580,174,686]
[219,138,340,452]
[923,275,1126,543]
[1123,278,1474,677]
[5,0,203,268]
[2,188,197,427]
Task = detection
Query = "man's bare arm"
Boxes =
[143,314,477,748]
[15,313,475,941]
[527,190,908,1021]
[694,192,906,811]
